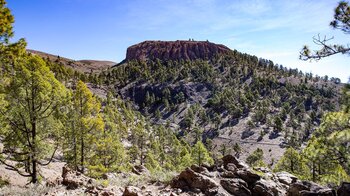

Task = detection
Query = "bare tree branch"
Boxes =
[300,1,350,61]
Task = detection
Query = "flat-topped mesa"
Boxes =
[125,40,231,62]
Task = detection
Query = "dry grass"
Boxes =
[0,184,51,196]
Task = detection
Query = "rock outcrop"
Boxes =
[171,167,219,195]
[171,155,342,196]
[50,158,348,196]
[125,40,231,62]
[61,165,94,190]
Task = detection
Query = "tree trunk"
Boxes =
[31,157,37,183]
[140,135,144,165]
[79,95,84,173]
[31,84,38,184]
[72,121,77,171]
[31,120,37,183]
[80,135,84,173]
[312,161,316,182]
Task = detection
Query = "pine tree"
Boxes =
[274,147,310,178]
[246,148,265,167]
[67,80,103,173]
[0,0,14,43]
[145,151,161,172]
[88,92,127,175]
[179,147,192,169]
[0,55,67,183]
[191,141,214,166]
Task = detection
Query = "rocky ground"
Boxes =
[1,155,349,196]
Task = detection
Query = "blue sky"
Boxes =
[7,0,349,82]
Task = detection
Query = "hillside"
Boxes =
[26,41,343,164]
[1,0,350,194]
[96,40,342,164]
[2,42,348,194]
[27,49,115,73]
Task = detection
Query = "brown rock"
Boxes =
[252,179,285,196]
[275,171,298,185]
[125,40,231,62]
[287,181,334,196]
[62,165,71,178]
[201,163,216,171]
[190,164,208,173]
[287,181,309,196]
[61,166,94,190]
[220,178,251,196]
[235,169,261,185]
[222,155,247,169]
[123,186,141,196]
[171,167,219,195]
[190,164,212,177]
[85,186,99,195]
[253,184,274,196]
[101,191,115,196]
[226,163,237,172]
[337,182,350,196]
[221,171,236,178]
[46,176,62,187]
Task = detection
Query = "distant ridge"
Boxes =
[27,49,116,73]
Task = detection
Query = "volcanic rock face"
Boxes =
[125,40,231,62]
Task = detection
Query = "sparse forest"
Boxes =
[0,0,350,195]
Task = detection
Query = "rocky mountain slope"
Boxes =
[95,40,342,164]
[26,41,343,164]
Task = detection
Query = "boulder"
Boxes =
[171,167,219,195]
[62,165,71,178]
[275,171,298,185]
[253,179,285,196]
[337,182,350,196]
[222,155,248,168]
[201,163,217,171]
[190,165,212,177]
[123,186,141,196]
[61,165,94,190]
[46,176,62,187]
[235,169,261,185]
[226,163,237,172]
[221,171,236,178]
[253,184,274,196]
[287,181,309,196]
[287,181,334,196]
[101,191,115,196]
[222,154,239,166]
[220,178,251,196]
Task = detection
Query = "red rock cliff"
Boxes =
[125,40,231,61]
